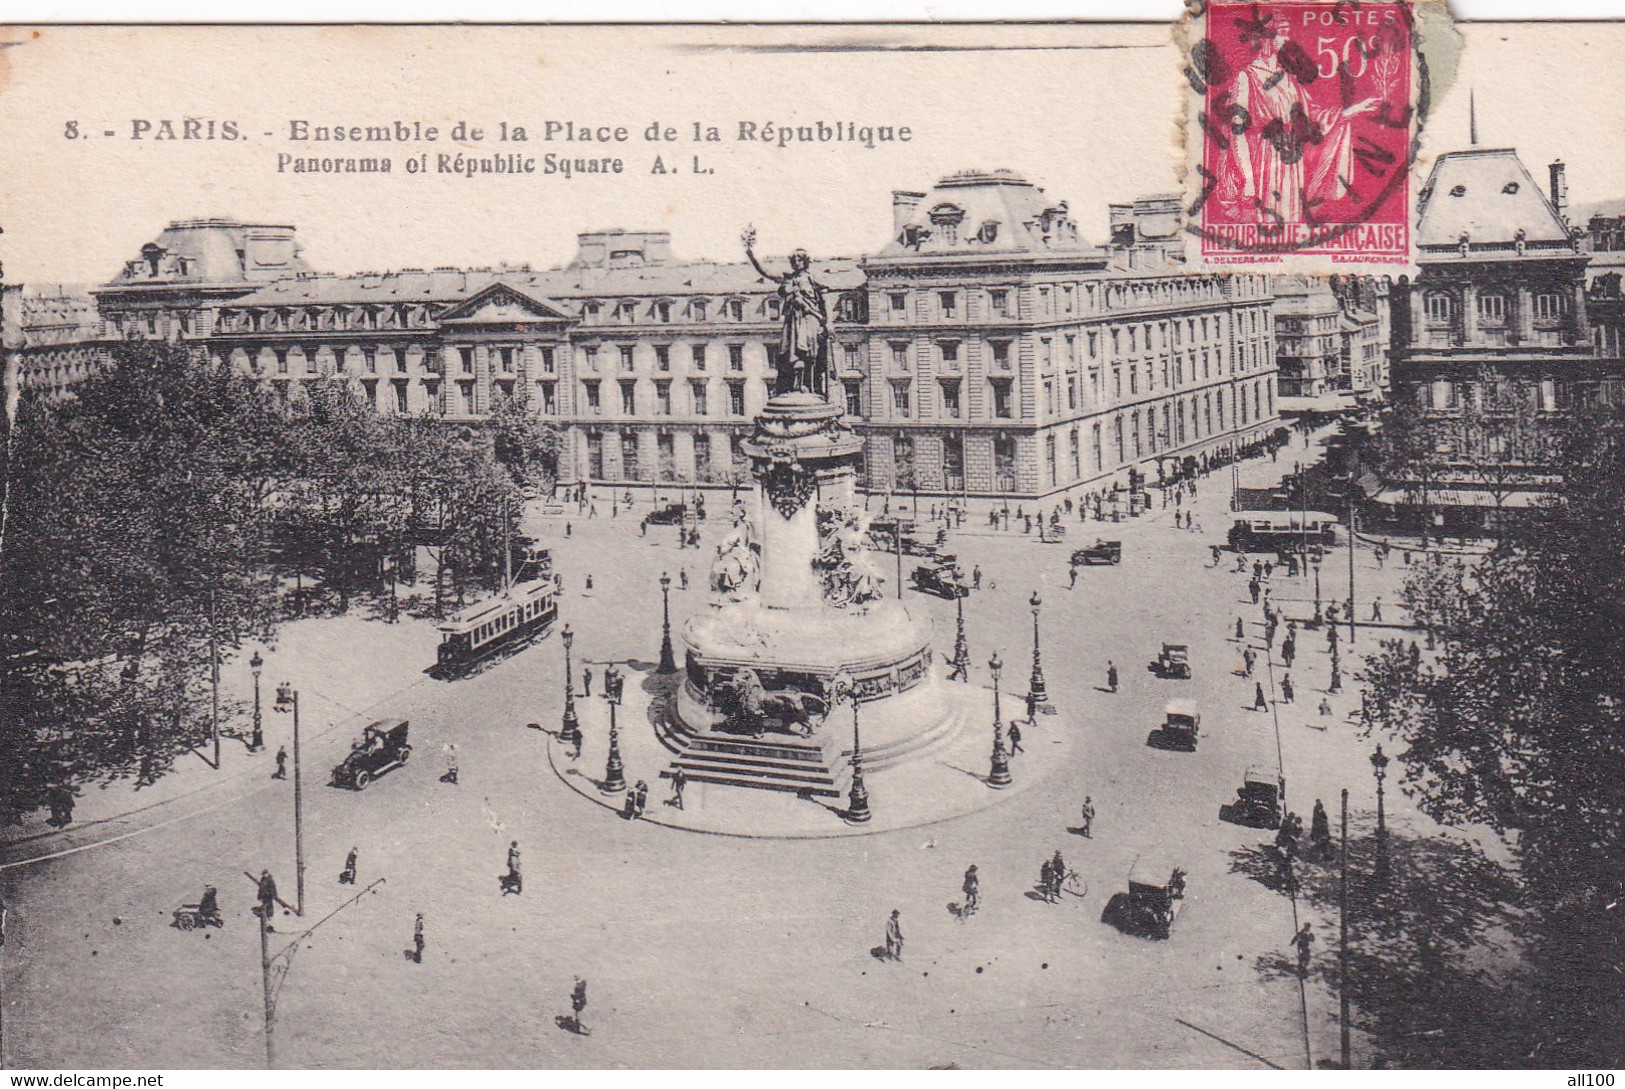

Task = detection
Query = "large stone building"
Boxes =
[1382,148,1621,528]
[8,171,1281,501]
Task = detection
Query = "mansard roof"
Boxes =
[878,169,1089,258]
[1415,148,1571,249]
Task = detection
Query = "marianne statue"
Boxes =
[743,226,832,400]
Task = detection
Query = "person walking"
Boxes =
[1282,636,1296,669]
[885,909,904,962]
[272,746,288,780]
[571,977,590,1034]
[1292,923,1315,978]
[679,568,690,591]
[1235,616,1245,641]
[256,869,278,923]
[961,865,980,916]
[1079,796,1095,838]
[1007,718,1024,756]
[972,565,982,591]
[1107,661,1119,693]
[1249,578,1261,605]
[1069,564,1079,590]
[670,767,687,810]
[1254,681,1269,711]
[441,743,459,785]
[1310,799,1331,858]
[503,841,522,895]
[1038,856,1056,903]
[339,847,358,885]
[1371,597,1383,622]
[1023,689,1038,724]
[582,666,594,699]
[411,913,425,964]
[1318,697,1333,717]
[1242,646,1257,678]
[633,779,649,818]
[1281,673,1295,704]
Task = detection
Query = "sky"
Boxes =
[0,21,1621,284]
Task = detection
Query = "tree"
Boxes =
[1359,407,1625,1064]
[485,391,560,492]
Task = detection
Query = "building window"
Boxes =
[1113,415,1125,462]
[1063,284,1075,315]
[1091,422,1102,470]
[843,379,863,416]
[728,345,744,372]
[990,340,1011,369]
[767,298,781,320]
[691,344,707,371]
[844,343,862,372]
[890,341,911,372]
[619,345,635,372]
[654,344,671,371]
[694,433,712,480]
[690,380,709,416]
[889,293,907,315]
[1132,412,1142,457]
[275,349,289,374]
[940,340,960,369]
[622,432,641,480]
[692,299,708,322]
[459,347,474,375]
[620,380,637,415]
[1477,293,1506,322]
[1070,428,1081,479]
[657,432,676,480]
[656,301,672,323]
[394,381,409,414]
[1533,293,1566,320]
[582,345,599,372]
[541,381,557,415]
[1425,293,1453,322]
[989,289,1010,318]
[994,435,1017,492]
[540,346,555,375]
[496,347,513,373]
[616,300,637,323]
[891,380,912,417]
[939,291,957,318]
[459,382,475,415]
[729,381,746,417]
[1067,375,1078,411]
[656,379,672,415]
[944,436,964,489]
[727,299,744,322]
[990,377,1014,419]
[940,378,962,419]
[1045,433,1057,487]
[587,432,604,477]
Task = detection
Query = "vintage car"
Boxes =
[911,561,968,599]
[1071,539,1123,566]
[645,502,688,526]
[331,718,412,790]
[865,519,940,557]
[1149,642,1192,679]
[1151,699,1200,751]
[1103,858,1187,940]
[1222,765,1286,829]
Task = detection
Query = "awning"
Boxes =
[1371,486,1555,509]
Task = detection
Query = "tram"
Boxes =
[434,555,559,677]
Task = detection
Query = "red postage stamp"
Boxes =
[1190,0,1417,265]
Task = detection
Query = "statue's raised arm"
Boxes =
[741,226,779,283]
[741,225,832,399]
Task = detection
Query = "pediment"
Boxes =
[439,282,572,324]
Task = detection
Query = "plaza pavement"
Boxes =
[0,430,1456,1069]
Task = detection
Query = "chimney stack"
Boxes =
[892,190,925,233]
[1549,159,1569,224]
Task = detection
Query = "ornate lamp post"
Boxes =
[832,673,872,824]
[988,652,1012,788]
[271,681,305,916]
[560,624,581,749]
[249,651,265,752]
[949,582,972,682]
[601,664,627,795]
[1370,743,1390,875]
[657,572,678,674]
[1312,551,1324,627]
[1027,591,1051,713]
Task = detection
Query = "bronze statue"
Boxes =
[743,226,832,399]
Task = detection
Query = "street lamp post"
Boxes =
[658,572,678,674]
[950,584,971,681]
[249,651,265,752]
[833,673,872,823]
[1371,743,1390,876]
[1027,591,1051,713]
[272,682,305,916]
[1312,553,1324,627]
[601,664,627,795]
[988,653,1012,788]
[560,624,581,748]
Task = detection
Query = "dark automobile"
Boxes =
[1071,539,1123,566]
[866,519,940,557]
[645,503,687,526]
[332,719,411,790]
[1221,765,1285,829]
[1101,858,1187,940]
[1149,642,1191,680]
[911,561,968,598]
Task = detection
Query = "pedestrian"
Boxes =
[1327,626,1339,652]
[1292,923,1315,977]
[1249,578,1261,605]
[1403,549,1412,566]
[1254,681,1268,711]
[680,568,690,591]
[1079,796,1095,838]
[1038,857,1055,903]
[584,574,595,595]
[621,790,638,820]
[1330,665,1343,693]
[1023,515,1032,534]
[1282,636,1296,668]
[256,869,278,923]
[1069,564,1078,590]
[1281,673,1295,703]
[670,766,687,810]
[339,847,358,885]
[441,742,458,785]
[972,565,982,591]
[1318,697,1333,717]
[640,519,649,537]
[1024,689,1038,723]
[1235,616,1245,641]
[633,779,649,818]
[1007,718,1023,755]
[503,840,522,895]
[571,977,589,1034]
[272,745,288,780]
[411,913,425,964]
[962,865,980,915]
[1211,544,1222,567]
[583,666,594,698]
[1371,597,1383,622]
[565,522,573,538]
[1050,850,1067,900]
[1242,646,1256,677]
[885,909,904,961]
[1107,661,1119,693]
[1311,799,1331,854]
[589,503,599,519]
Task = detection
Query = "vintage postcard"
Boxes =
[1,11,1623,1077]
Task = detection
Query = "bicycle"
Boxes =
[1061,869,1089,899]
